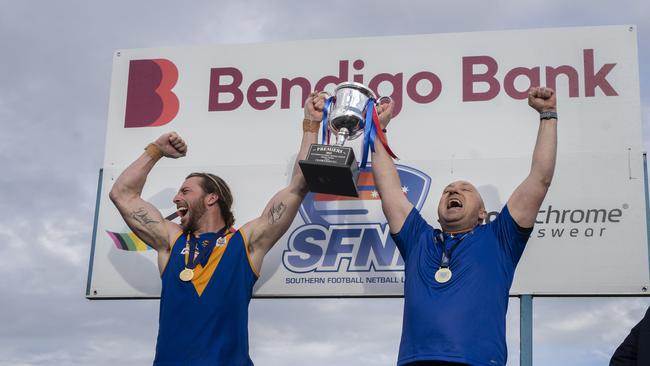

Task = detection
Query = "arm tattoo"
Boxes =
[131,207,160,226]
[267,202,287,224]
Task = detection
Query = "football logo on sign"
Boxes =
[124,59,179,128]
[283,164,431,273]
[298,164,431,226]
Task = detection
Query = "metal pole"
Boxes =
[86,169,103,297]
[641,153,650,284]
[520,294,533,366]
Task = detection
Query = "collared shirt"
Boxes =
[392,205,532,366]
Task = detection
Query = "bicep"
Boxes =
[507,175,549,228]
[246,185,304,256]
[111,196,172,252]
[382,196,413,234]
[370,147,413,233]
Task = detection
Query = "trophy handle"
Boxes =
[376,95,393,107]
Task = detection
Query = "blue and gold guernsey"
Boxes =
[153,229,259,366]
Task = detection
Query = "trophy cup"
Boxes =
[299,82,396,197]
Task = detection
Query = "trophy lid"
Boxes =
[334,82,377,100]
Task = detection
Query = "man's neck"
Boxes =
[192,216,227,236]
[441,225,476,235]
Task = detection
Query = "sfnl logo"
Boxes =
[283,165,431,273]
[124,59,179,128]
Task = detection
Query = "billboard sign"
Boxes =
[87,25,649,298]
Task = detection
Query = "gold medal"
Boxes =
[434,267,452,283]
[179,268,194,282]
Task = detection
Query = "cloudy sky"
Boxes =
[1,0,650,365]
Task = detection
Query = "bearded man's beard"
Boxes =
[183,200,207,233]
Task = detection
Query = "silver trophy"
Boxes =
[299,82,391,197]
[329,82,377,146]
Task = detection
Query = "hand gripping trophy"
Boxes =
[299,82,397,197]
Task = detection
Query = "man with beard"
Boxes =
[371,86,558,366]
[109,92,327,365]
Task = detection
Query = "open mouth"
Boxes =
[177,207,188,217]
[447,198,463,209]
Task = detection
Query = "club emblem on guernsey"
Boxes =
[283,164,431,273]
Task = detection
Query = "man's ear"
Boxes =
[478,209,488,224]
[206,193,219,206]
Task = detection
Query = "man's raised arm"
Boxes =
[242,92,323,271]
[371,102,413,233]
[507,86,558,227]
[109,132,187,262]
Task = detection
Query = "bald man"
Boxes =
[372,87,558,366]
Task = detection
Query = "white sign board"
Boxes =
[87,25,649,298]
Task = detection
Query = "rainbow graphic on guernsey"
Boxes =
[106,212,178,251]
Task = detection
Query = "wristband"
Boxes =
[303,118,321,133]
[540,111,558,120]
[144,143,163,161]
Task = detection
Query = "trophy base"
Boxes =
[299,144,360,197]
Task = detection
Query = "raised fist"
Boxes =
[528,86,557,113]
[304,91,328,122]
[154,132,187,158]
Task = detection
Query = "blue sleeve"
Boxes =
[489,204,533,265]
[390,207,431,261]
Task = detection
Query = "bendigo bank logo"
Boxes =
[124,59,179,128]
[283,165,431,273]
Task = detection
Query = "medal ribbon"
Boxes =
[360,99,398,168]
[185,227,229,269]
[360,98,377,168]
[371,104,397,159]
[321,96,334,145]
[436,231,471,268]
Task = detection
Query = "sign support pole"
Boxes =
[520,294,533,366]
[86,169,103,297]
[641,153,650,282]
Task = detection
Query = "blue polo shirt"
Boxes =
[392,205,531,366]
